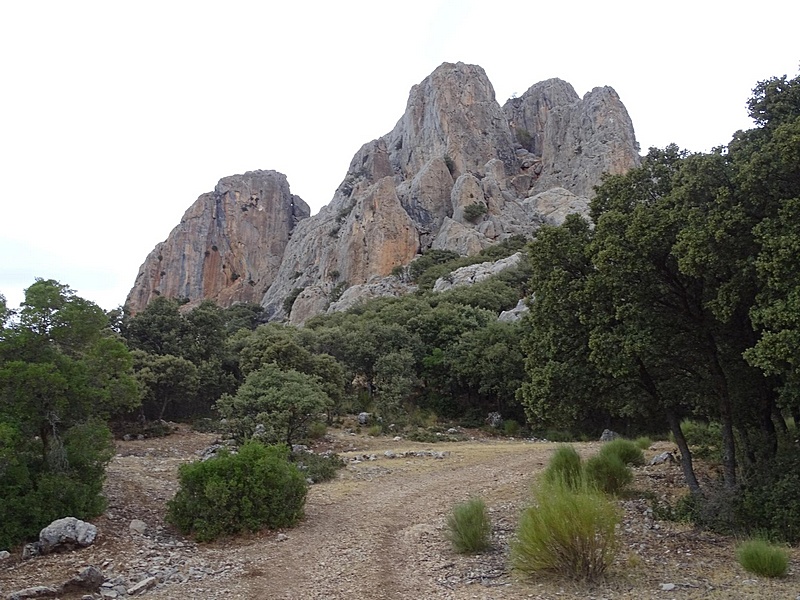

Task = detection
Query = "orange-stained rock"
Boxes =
[125,170,308,314]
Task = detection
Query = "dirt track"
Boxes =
[2,428,799,600]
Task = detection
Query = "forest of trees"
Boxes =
[1,69,798,548]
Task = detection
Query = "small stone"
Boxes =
[384,450,396,459]
[127,576,157,595]
[8,586,59,600]
[62,565,104,593]
[22,542,41,560]
[660,583,676,591]
[276,533,289,542]
[129,519,148,535]
[0,550,10,560]
[649,451,675,466]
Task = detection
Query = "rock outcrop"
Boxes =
[127,62,640,321]
[126,171,309,314]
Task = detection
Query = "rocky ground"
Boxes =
[2,426,799,600]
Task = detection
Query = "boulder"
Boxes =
[499,298,530,322]
[38,517,97,554]
[433,252,523,292]
[599,429,621,442]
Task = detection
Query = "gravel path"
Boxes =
[2,429,799,600]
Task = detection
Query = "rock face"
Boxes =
[126,170,309,314]
[127,62,639,321]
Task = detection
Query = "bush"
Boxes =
[736,539,789,577]
[735,446,800,543]
[463,202,488,223]
[167,441,307,542]
[600,439,644,466]
[446,497,491,554]
[307,421,327,440]
[675,419,722,460]
[511,478,620,582]
[634,436,653,450]
[0,420,114,550]
[292,451,344,483]
[584,453,632,495]
[543,445,583,490]
[503,419,521,437]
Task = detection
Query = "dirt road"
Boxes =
[2,429,799,600]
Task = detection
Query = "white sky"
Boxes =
[1,1,798,311]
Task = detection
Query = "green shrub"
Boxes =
[675,419,722,460]
[736,539,789,577]
[292,451,343,483]
[735,446,800,543]
[585,453,632,495]
[0,420,114,550]
[634,436,653,450]
[282,287,304,315]
[446,497,491,554]
[599,439,644,466]
[503,419,521,437]
[511,478,620,582]
[307,421,327,440]
[167,441,307,542]
[543,445,583,490]
[463,202,488,223]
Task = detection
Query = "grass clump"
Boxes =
[584,453,632,495]
[166,441,307,542]
[634,436,653,450]
[736,538,789,577]
[446,497,491,554]
[599,438,644,466]
[511,478,620,582]
[543,445,583,490]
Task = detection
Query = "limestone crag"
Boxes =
[126,171,309,313]
[432,252,524,292]
[128,62,640,321]
[504,79,640,198]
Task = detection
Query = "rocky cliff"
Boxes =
[126,171,309,314]
[127,62,640,321]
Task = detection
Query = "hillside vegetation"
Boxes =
[1,69,799,560]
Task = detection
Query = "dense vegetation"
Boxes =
[1,69,798,549]
[519,71,800,539]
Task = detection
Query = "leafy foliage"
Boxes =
[167,442,306,542]
[446,497,491,554]
[291,451,344,483]
[0,280,133,548]
[216,363,332,445]
[463,202,488,223]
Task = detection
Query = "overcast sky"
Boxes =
[1,1,798,311]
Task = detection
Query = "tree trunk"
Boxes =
[665,408,703,497]
[705,333,737,489]
[635,357,702,496]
